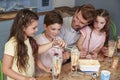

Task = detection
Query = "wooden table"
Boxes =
[36,56,120,80]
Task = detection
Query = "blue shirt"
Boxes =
[59,16,81,48]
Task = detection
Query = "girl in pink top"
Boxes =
[77,9,110,59]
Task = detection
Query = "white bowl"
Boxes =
[79,59,100,72]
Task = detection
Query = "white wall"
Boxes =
[53,0,75,8]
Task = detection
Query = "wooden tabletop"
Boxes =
[36,55,120,80]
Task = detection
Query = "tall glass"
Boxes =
[69,46,80,76]
[52,55,62,80]
[52,47,62,80]
[108,40,116,57]
[106,40,116,62]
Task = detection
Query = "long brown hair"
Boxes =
[8,9,39,72]
[96,9,111,46]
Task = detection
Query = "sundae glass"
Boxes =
[108,40,116,57]
[69,46,80,76]
[52,47,62,80]
[106,40,116,62]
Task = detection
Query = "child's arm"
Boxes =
[38,39,66,54]
[77,31,88,58]
[36,59,51,73]
[77,34,85,50]
[38,42,53,54]
[77,28,87,51]
[2,54,35,80]
[91,43,104,59]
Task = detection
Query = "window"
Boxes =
[37,0,53,12]
[42,0,49,7]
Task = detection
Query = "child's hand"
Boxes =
[91,52,97,59]
[80,48,88,58]
[44,67,52,73]
[53,39,67,48]
[62,51,70,60]
[25,77,36,80]
[86,54,92,59]
[101,46,108,56]
[47,67,52,73]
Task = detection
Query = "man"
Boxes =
[59,4,96,64]
[59,4,96,48]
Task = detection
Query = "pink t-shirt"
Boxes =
[34,33,63,76]
[34,33,62,67]
[80,26,106,52]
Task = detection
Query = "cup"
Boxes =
[100,70,111,80]
[52,53,62,80]
[108,40,116,57]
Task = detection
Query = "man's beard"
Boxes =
[74,28,80,31]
